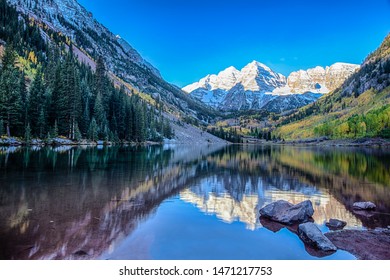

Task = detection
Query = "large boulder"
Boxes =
[259,200,314,225]
[298,222,337,251]
[353,201,376,210]
[325,219,347,230]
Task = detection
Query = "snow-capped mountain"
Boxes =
[183,61,359,112]
[183,61,286,94]
[240,61,286,92]
[287,63,360,94]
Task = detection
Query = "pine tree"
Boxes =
[37,108,46,139]
[93,92,107,137]
[134,101,146,142]
[149,113,158,141]
[18,71,28,132]
[102,124,110,141]
[94,56,109,105]
[52,120,59,138]
[59,52,75,137]
[79,78,91,136]
[116,88,127,138]
[0,45,22,137]
[28,68,46,137]
[24,123,31,143]
[88,117,98,141]
[163,118,173,139]
[51,63,67,135]
[68,67,82,139]
[74,123,82,141]
[0,43,17,70]
[125,99,133,141]
[0,119,4,135]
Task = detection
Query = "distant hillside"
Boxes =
[275,33,390,140]
[0,0,228,144]
[0,0,174,142]
[7,0,217,122]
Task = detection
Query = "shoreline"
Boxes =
[325,228,390,260]
[283,137,390,147]
[0,136,164,147]
[241,137,390,148]
[1,136,390,148]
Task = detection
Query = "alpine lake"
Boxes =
[1,144,389,260]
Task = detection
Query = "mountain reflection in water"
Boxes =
[0,145,389,259]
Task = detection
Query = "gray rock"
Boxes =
[326,219,347,230]
[298,222,337,251]
[259,200,314,225]
[353,201,376,210]
[31,138,44,145]
[52,137,75,145]
[0,137,22,146]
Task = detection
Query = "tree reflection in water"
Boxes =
[0,145,389,259]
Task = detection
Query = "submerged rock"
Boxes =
[260,217,336,258]
[298,222,337,252]
[259,200,314,225]
[326,219,347,230]
[259,216,299,233]
[353,201,376,210]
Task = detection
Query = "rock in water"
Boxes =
[259,200,314,225]
[353,201,376,210]
[298,222,337,251]
[326,219,347,230]
[259,200,292,219]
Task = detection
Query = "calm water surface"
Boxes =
[1,145,390,260]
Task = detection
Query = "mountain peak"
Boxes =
[183,60,359,112]
[218,66,240,78]
[246,60,272,71]
[222,65,239,72]
[240,61,286,92]
[183,61,285,94]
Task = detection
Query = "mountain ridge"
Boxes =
[7,0,217,122]
[1,0,227,144]
[275,33,390,140]
[183,61,359,112]
[8,0,160,76]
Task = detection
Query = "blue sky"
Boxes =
[78,0,390,87]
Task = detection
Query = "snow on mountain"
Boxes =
[240,61,286,92]
[325,63,360,91]
[183,61,359,112]
[183,61,285,94]
[287,63,360,94]
[183,66,241,93]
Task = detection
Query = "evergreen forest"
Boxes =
[0,0,174,143]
